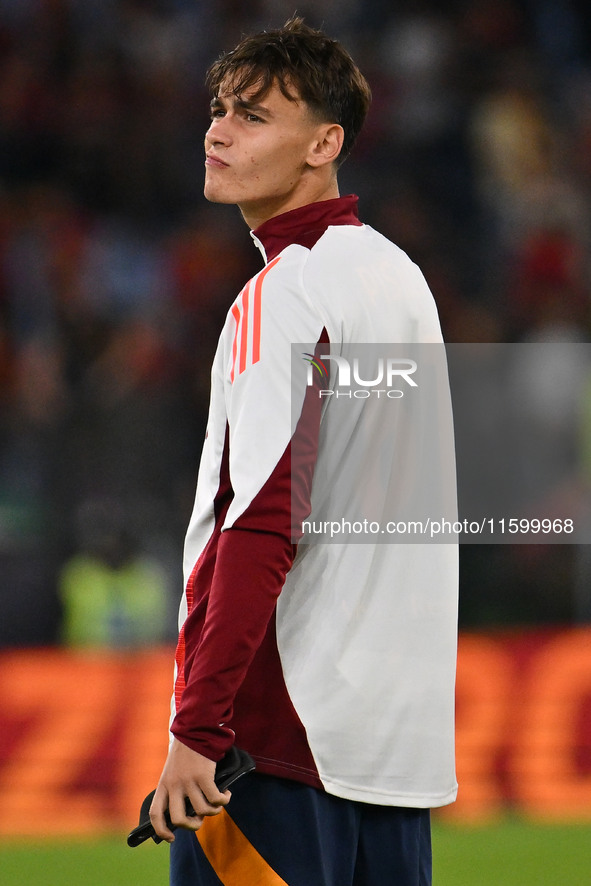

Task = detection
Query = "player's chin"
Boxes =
[203,180,236,205]
[204,191,237,205]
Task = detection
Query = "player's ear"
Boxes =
[307,123,344,168]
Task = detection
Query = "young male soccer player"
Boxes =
[150,17,458,886]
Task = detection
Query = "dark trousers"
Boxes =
[170,773,432,886]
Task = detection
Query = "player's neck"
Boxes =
[240,174,340,231]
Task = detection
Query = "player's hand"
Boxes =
[149,738,231,842]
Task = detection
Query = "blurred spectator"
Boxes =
[58,497,173,647]
[0,1,590,643]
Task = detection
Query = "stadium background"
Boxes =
[1,1,591,883]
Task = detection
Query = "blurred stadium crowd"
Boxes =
[1,0,591,647]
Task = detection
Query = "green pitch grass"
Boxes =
[0,835,169,886]
[0,819,590,885]
[432,818,591,885]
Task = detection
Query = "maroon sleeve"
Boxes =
[171,331,328,760]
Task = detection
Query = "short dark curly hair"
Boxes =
[206,17,372,166]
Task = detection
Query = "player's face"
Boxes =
[204,78,325,227]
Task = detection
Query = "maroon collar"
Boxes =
[251,195,362,263]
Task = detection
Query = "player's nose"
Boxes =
[205,116,232,148]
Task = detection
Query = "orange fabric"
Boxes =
[230,257,282,383]
[252,255,281,366]
[197,810,289,885]
[238,280,251,375]
[230,301,241,382]
[173,559,198,708]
